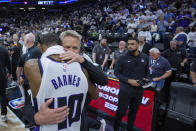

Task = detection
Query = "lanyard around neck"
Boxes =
[150,57,160,67]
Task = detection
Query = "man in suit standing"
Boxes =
[138,36,152,55]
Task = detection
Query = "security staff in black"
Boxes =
[162,40,187,81]
[114,38,149,131]
[17,33,42,102]
[16,33,41,128]
[18,44,41,102]
[0,44,12,120]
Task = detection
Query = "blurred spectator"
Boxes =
[155,7,163,18]
[109,41,127,69]
[150,20,158,34]
[176,11,193,28]
[92,29,98,40]
[13,34,22,52]
[0,43,12,122]
[157,15,168,44]
[92,38,110,71]
[112,20,124,33]
[192,0,196,10]
[167,17,176,33]
[136,18,146,32]
[164,9,175,22]
[187,24,196,61]
[10,34,21,85]
[150,20,160,44]
[138,27,152,44]
[138,36,152,55]
[162,40,188,81]
[127,19,137,35]
[190,60,196,86]
[173,26,188,50]
[82,22,91,41]
[149,48,172,88]
[189,14,196,28]
[19,33,27,54]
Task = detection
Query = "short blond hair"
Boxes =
[59,30,82,46]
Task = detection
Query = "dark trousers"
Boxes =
[80,96,101,131]
[23,83,30,104]
[22,83,34,124]
[114,88,143,131]
[87,116,101,129]
[11,65,17,81]
[0,78,8,115]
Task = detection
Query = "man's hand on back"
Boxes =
[59,49,84,64]
[34,98,70,125]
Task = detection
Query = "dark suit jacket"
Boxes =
[141,43,152,55]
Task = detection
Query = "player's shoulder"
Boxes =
[24,59,39,75]
[24,59,41,98]
[24,59,38,69]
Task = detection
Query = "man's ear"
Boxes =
[37,43,41,49]
[37,43,43,52]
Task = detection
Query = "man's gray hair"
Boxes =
[60,30,82,45]
[149,47,160,54]
[176,26,184,32]
[24,33,35,43]
[119,40,126,45]
[170,40,178,44]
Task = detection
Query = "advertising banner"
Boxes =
[89,78,155,131]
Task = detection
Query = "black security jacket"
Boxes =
[114,52,149,91]
[0,45,11,79]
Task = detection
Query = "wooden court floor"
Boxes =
[0,108,27,131]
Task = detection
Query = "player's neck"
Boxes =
[49,54,62,61]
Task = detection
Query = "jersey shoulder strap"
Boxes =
[37,59,43,77]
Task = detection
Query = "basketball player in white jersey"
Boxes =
[24,32,89,131]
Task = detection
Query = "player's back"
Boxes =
[33,56,88,131]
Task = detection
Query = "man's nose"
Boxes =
[69,48,74,51]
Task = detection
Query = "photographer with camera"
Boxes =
[113,37,149,131]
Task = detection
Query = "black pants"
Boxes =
[114,88,143,131]
[163,70,177,104]
[0,78,8,115]
[80,96,101,131]
[22,83,34,124]
[23,83,30,104]
[11,65,17,81]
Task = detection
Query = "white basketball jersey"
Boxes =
[33,57,88,131]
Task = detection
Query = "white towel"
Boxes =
[41,45,65,58]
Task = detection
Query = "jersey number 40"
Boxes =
[46,93,84,130]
